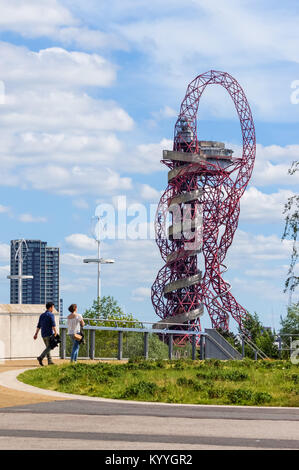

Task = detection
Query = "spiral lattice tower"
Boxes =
[151,70,256,342]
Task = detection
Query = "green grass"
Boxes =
[18,358,299,407]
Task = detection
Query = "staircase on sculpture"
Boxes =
[203,328,243,360]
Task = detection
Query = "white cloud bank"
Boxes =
[240,187,294,224]
[0,42,134,196]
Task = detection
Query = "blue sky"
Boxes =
[0,0,298,332]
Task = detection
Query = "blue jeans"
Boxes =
[70,335,80,362]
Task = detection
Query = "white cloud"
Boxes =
[65,233,97,252]
[107,0,299,122]
[244,266,290,279]
[61,252,85,266]
[0,264,10,280]
[0,0,74,36]
[0,42,135,197]
[152,105,177,120]
[102,239,161,286]
[56,27,128,51]
[227,230,292,267]
[72,198,89,210]
[0,43,116,88]
[2,1,298,122]
[61,276,93,293]
[62,238,161,288]
[0,243,10,262]
[232,277,287,302]
[0,1,127,52]
[228,142,299,188]
[132,286,151,301]
[19,213,47,223]
[140,184,161,201]
[213,229,292,308]
[0,204,9,213]
[22,165,132,196]
[240,187,294,223]
[126,139,172,174]
[1,90,132,136]
[252,161,299,188]
[256,143,299,163]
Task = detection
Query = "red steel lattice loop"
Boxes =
[151,70,256,339]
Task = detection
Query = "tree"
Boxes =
[124,333,169,360]
[242,312,279,358]
[282,161,299,293]
[82,296,142,358]
[83,296,141,328]
[280,302,299,351]
[216,328,241,350]
[81,297,170,359]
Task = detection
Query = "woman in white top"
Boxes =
[67,304,85,362]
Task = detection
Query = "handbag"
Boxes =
[74,333,82,342]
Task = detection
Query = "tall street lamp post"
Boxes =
[83,216,115,304]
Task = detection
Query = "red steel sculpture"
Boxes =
[151,70,256,343]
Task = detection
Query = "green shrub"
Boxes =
[174,360,189,370]
[252,391,272,405]
[223,370,249,381]
[121,380,159,398]
[290,374,299,384]
[207,386,226,398]
[156,359,167,368]
[58,376,73,385]
[176,377,189,386]
[204,359,223,367]
[196,369,248,382]
[176,376,205,391]
[226,388,253,404]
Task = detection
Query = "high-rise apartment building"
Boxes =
[10,239,60,310]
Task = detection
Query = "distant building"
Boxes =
[59,298,63,319]
[10,240,60,311]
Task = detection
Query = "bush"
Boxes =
[174,360,189,370]
[243,312,279,358]
[207,386,226,399]
[252,391,272,405]
[124,333,169,360]
[291,374,299,384]
[126,359,157,370]
[227,388,253,404]
[223,370,249,381]
[196,369,249,382]
[176,377,189,386]
[121,380,159,398]
[176,376,204,391]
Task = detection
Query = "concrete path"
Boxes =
[0,361,298,450]
[0,360,71,408]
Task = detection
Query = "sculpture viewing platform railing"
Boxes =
[58,318,266,362]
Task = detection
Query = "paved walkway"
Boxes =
[0,360,69,408]
[0,360,298,450]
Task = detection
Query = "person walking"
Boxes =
[34,302,58,366]
[67,304,85,363]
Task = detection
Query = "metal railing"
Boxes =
[59,319,203,361]
[59,318,286,361]
[238,334,269,360]
[59,317,201,329]
[276,334,299,358]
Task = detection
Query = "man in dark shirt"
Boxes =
[34,302,58,366]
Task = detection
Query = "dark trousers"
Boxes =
[39,336,54,364]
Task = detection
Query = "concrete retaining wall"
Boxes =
[0,304,59,360]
